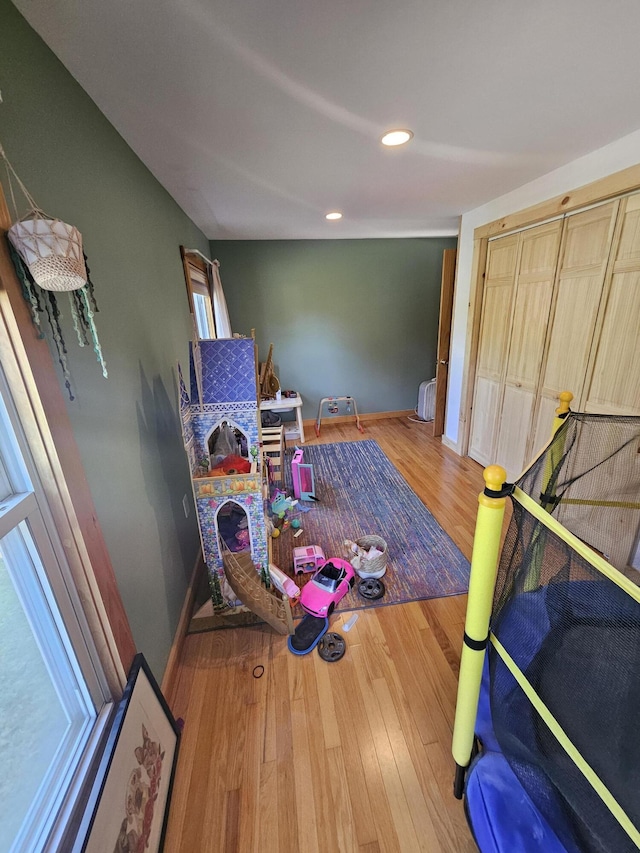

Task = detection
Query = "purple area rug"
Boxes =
[272,440,470,613]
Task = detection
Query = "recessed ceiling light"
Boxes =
[325,211,343,220]
[381,129,414,147]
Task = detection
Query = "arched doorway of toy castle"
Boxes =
[216,500,251,555]
[207,419,250,473]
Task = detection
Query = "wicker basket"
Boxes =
[354,534,388,579]
[8,215,87,292]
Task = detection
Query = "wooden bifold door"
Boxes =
[469,192,640,482]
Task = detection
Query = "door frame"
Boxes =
[433,248,456,438]
[459,161,640,458]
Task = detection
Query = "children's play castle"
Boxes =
[178,338,269,606]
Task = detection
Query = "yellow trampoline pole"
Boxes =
[545,390,573,499]
[540,391,573,511]
[528,391,574,591]
[552,390,573,435]
[452,464,508,799]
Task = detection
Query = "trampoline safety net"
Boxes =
[489,412,640,853]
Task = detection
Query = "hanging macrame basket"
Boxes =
[8,212,87,292]
[1,141,108,398]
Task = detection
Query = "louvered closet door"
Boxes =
[494,220,562,480]
[585,193,640,415]
[468,234,519,466]
[530,202,619,455]
[571,194,640,571]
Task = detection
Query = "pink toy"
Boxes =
[293,544,325,575]
[235,528,250,547]
[291,447,315,500]
[299,557,355,618]
[269,564,300,603]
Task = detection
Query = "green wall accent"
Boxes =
[0,0,208,679]
[211,238,457,418]
[0,1,457,679]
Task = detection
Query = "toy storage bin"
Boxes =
[354,535,387,579]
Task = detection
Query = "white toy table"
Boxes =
[260,393,305,443]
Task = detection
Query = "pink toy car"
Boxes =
[299,557,355,617]
[293,544,325,575]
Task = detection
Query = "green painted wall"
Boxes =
[0,2,457,679]
[212,238,457,418]
[0,0,208,679]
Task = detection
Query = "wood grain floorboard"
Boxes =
[164,418,485,851]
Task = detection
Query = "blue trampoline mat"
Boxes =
[465,751,575,853]
[466,580,640,853]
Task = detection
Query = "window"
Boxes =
[0,366,111,852]
[180,248,216,339]
[193,288,216,339]
[180,247,233,340]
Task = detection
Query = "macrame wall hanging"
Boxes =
[1,142,107,400]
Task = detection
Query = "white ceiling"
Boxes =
[13,0,640,239]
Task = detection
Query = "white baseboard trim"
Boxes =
[441,434,462,455]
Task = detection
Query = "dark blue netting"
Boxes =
[466,413,640,852]
[516,412,640,575]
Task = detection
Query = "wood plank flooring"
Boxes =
[164,417,484,852]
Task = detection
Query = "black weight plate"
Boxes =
[357,578,385,601]
[317,632,346,662]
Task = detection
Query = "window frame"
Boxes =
[0,186,135,688]
[0,364,109,706]
[0,365,112,851]
[180,246,216,339]
[0,184,135,849]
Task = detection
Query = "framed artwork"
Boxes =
[80,653,180,853]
